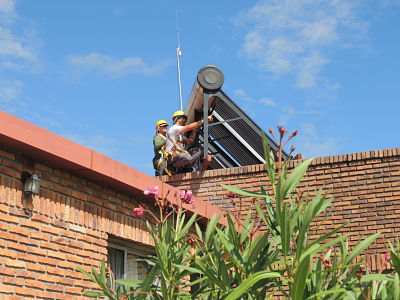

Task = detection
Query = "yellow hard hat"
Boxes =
[172,110,188,121]
[155,120,169,129]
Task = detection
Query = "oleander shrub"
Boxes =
[79,126,398,299]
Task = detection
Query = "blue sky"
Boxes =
[1,0,399,175]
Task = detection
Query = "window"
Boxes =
[107,241,152,281]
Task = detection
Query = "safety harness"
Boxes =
[156,131,190,176]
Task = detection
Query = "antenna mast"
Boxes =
[176,10,183,111]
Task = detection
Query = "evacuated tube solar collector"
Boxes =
[185,65,285,169]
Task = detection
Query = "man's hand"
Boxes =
[207,115,213,122]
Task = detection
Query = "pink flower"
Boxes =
[179,190,186,199]
[133,207,145,218]
[144,186,159,196]
[385,252,391,261]
[184,190,194,204]
[290,240,295,248]
[179,189,195,204]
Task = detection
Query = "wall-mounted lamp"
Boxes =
[21,172,40,195]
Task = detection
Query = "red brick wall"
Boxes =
[0,147,153,299]
[163,147,400,272]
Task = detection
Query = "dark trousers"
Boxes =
[171,148,201,168]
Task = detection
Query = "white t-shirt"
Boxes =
[166,125,184,152]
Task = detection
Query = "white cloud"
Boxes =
[0,0,15,15]
[296,52,329,88]
[0,32,36,60]
[233,88,255,102]
[296,122,341,158]
[260,97,277,106]
[0,0,44,119]
[238,0,369,88]
[68,53,172,77]
[0,79,28,116]
[234,88,279,107]
[279,106,323,126]
[0,79,22,102]
[0,1,40,71]
[64,133,119,156]
[301,18,338,46]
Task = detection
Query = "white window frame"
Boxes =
[108,242,152,280]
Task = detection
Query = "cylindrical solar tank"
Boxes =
[196,65,224,91]
[185,65,224,123]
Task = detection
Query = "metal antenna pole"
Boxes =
[176,9,183,111]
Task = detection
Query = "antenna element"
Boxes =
[176,10,183,111]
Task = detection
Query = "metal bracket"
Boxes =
[208,117,242,127]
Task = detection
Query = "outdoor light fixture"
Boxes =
[22,172,40,195]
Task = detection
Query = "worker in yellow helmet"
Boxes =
[152,120,169,176]
[166,110,213,170]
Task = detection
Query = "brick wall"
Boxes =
[163,147,400,272]
[0,146,153,299]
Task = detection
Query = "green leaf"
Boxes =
[226,214,240,247]
[255,201,269,227]
[310,192,332,221]
[174,264,202,274]
[300,236,346,262]
[360,274,393,282]
[83,290,106,297]
[247,233,270,264]
[291,254,311,300]
[282,159,313,200]
[262,132,276,186]
[394,273,400,300]
[240,213,252,243]
[310,263,360,275]
[307,288,347,299]
[136,267,157,300]
[115,278,142,288]
[344,233,380,265]
[177,212,198,240]
[205,215,220,243]
[216,227,233,252]
[391,251,400,275]
[195,223,203,241]
[195,258,222,287]
[225,271,281,300]
[76,266,95,282]
[279,207,290,256]
[222,184,273,199]
[304,224,345,253]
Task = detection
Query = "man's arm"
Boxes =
[179,115,213,133]
[153,135,166,150]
